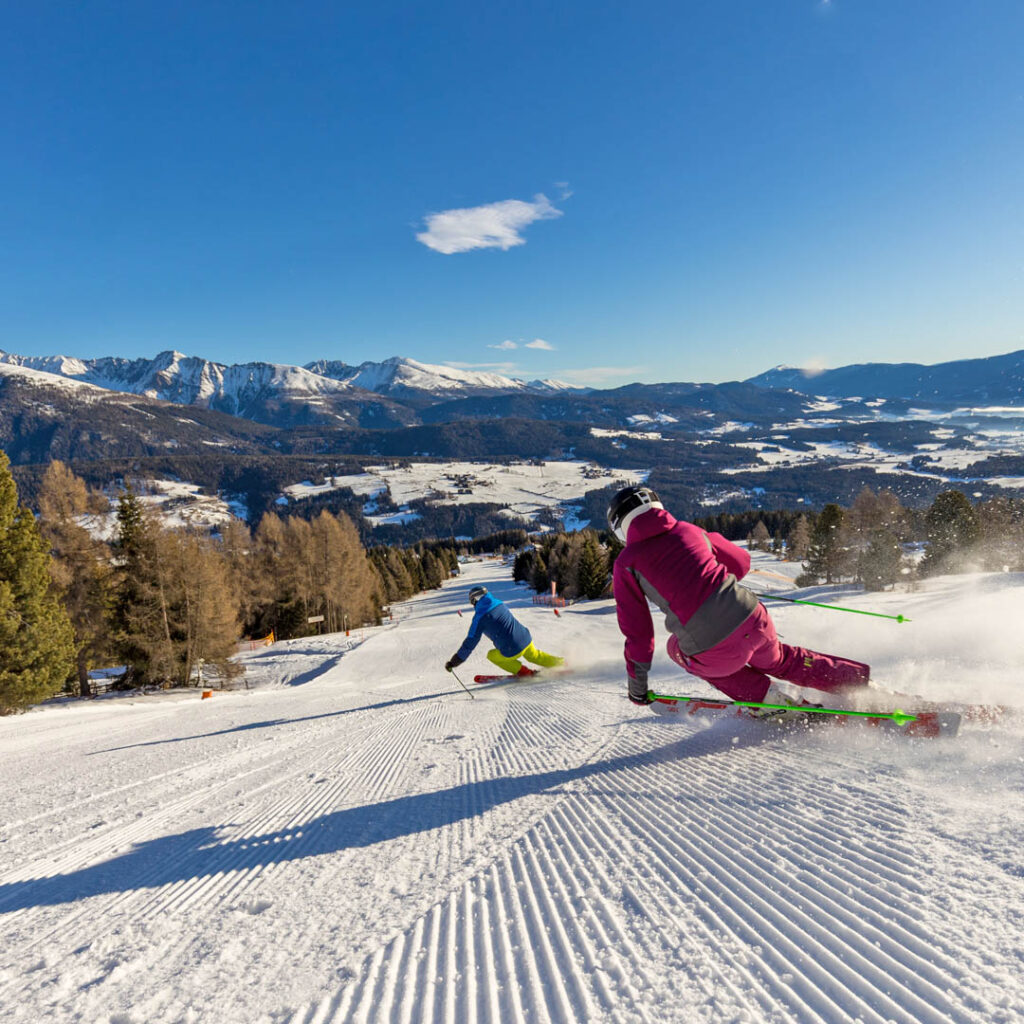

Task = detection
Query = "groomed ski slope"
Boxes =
[1,554,1022,1023]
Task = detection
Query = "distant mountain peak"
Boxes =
[307,354,576,396]
[746,349,1024,404]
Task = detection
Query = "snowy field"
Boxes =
[727,436,1024,487]
[285,461,648,530]
[80,479,240,541]
[722,405,1024,491]
[56,405,1024,539]
[1,554,1023,1023]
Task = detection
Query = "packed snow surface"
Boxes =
[1,554,1022,1022]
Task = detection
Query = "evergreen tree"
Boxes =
[919,490,979,577]
[512,548,536,584]
[799,504,849,585]
[606,534,625,570]
[844,486,908,590]
[441,546,459,577]
[0,450,75,712]
[379,548,415,601]
[403,549,426,592]
[530,551,549,593]
[577,535,609,599]
[112,489,177,686]
[974,497,1024,572]
[421,550,445,589]
[858,532,903,592]
[786,515,811,562]
[549,534,580,597]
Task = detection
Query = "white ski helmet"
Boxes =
[606,485,663,543]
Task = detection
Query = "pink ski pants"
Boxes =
[666,603,870,703]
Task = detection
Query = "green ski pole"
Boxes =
[649,692,918,726]
[751,591,910,624]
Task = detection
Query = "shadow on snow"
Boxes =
[91,690,466,753]
[2,723,774,913]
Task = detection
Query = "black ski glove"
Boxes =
[629,689,654,706]
[445,656,463,672]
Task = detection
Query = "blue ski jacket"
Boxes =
[455,593,532,662]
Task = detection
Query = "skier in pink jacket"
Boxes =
[607,485,870,707]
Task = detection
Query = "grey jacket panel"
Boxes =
[631,569,758,657]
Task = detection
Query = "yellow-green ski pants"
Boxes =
[486,642,563,674]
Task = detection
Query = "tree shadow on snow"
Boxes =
[276,652,348,687]
[1,725,771,913]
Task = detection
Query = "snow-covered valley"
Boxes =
[283,460,647,532]
[1,555,1022,1023]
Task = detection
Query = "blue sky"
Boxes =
[2,1,1022,387]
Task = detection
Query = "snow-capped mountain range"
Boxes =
[5,343,1024,532]
[6,345,1024,420]
[0,350,576,411]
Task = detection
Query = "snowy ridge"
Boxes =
[342,357,529,394]
[0,360,107,395]
[1,349,358,411]
[306,356,575,396]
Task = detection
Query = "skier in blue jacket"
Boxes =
[445,586,564,677]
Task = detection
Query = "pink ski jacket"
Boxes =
[612,508,759,699]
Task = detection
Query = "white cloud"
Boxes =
[416,194,562,254]
[489,340,518,350]
[525,339,554,351]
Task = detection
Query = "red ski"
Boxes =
[648,693,962,738]
[866,687,1010,726]
[473,669,539,684]
[472,667,573,684]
